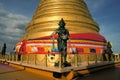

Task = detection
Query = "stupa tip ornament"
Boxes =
[16,0,107,57]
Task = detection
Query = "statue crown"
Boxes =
[58,18,66,28]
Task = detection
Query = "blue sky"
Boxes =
[0,0,120,53]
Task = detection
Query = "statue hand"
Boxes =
[50,35,54,40]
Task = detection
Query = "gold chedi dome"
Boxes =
[21,0,100,40]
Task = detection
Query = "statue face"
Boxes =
[59,24,65,29]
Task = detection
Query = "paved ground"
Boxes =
[79,66,120,80]
[1,62,120,80]
[0,62,53,80]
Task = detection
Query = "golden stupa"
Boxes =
[16,0,106,55]
[21,0,99,40]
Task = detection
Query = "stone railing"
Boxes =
[0,53,120,69]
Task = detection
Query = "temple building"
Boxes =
[16,0,106,57]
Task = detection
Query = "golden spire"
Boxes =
[22,0,99,40]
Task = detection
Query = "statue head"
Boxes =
[58,18,66,29]
[107,41,112,48]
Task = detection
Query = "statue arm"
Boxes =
[50,29,58,38]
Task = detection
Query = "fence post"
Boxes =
[8,54,10,61]
[16,54,18,62]
[12,54,14,61]
[95,54,97,64]
[34,54,37,65]
[118,54,120,61]
[74,54,78,66]
[101,54,104,62]
[110,54,113,61]
[105,54,109,61]
[45,54,47,67]
[59,54,62,68]
[86,54,89,65]
[114,55,117,61]
[27,54,29,64]
[21,54,23,63]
